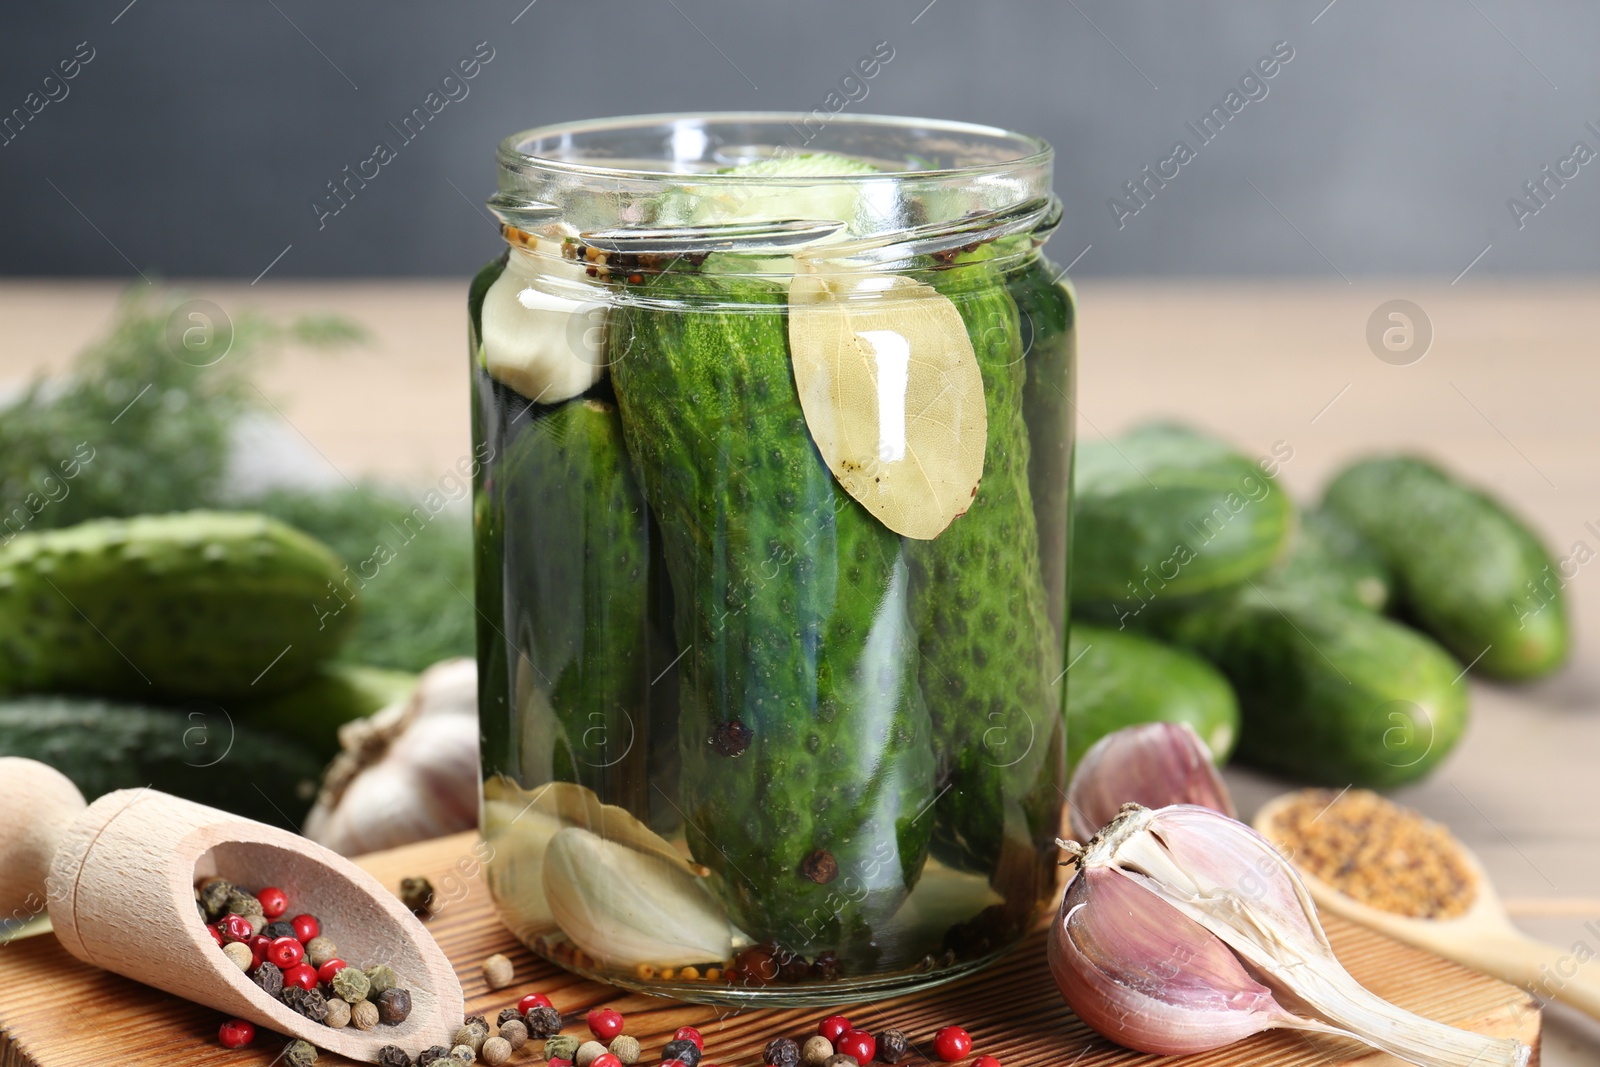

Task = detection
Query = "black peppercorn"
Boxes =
[464,1014,488,1031]
[377,987,412,1024]
[523,1005,562,1037]
[766,1037,802,1067]
[376,1046,412,1067]
[281,985,329,1023]
[416,1047,453,1067]
[251,961,284,998]
[876,1030,909,1064]
[710,719,753,756]
[262,920,296,940]
[663,1039,701,1067]
[811,952,841,981]
[497,1007,522,1027]
[400,876,436,916]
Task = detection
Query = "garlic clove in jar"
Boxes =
[542,826,745,970]
[480,237,607,405]
[1066,721,1235,840]
[1052,804,1530,1067]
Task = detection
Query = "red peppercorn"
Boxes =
[591,1056,623,1067]
[973,1057,1001,1067]
[248,934,272,969]
[550,1059,572,1067]
[257,886,288,919]
[838,1030,876,1063]
[283,962,318,990]
[933,1027,972,1062]
[206,924,223,946]
[316,958,348,983]
[518,993,553,1013]
[218,1019,255,1048]
[673,1026,705,1051]
[586,1007,625,1040]
[267,936,305,969]
[290,913,320,942]
[218,914,254,944]
[818,1015,852,1043]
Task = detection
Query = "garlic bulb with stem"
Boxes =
[1051,804,1530,1067]
[303,658,479,855]
[1066,721,1234,840]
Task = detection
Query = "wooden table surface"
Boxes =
[3,277,1599,1064]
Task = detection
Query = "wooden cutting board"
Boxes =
[0,831,1540,1067]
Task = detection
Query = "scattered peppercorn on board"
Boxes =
[0,831,1539,1067]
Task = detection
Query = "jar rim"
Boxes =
[496,111,1052,183]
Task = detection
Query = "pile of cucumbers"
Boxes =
[1067,423,1569,788]
[0,511,415,826]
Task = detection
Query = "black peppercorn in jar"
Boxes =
[474,113,1075,1007]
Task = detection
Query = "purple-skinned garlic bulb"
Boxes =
[1050,804,1529,1067]
[1067,721,1234,840]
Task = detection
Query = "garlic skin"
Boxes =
[1067,722,1235,840]
[480,242,606,405]
[303,658,479,855]
[1052,805,1530,1067]
[542,826,744,970]
[1051,863,1314,1054]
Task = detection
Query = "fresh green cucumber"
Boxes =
[1072,423,1294,615]
[1065,623,1238,771]
[1272,507,1391,612]
[234,663,416,759]
[1008,255,1077,641]
[608,268,935,955]
[0,511,354,699]
[1152,589,1467,787]
[0,696,323,828]
[1323,455,1568,680]
[500,397,652,818]
[906,254,1064,899]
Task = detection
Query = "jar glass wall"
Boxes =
[470,113,1075,1005]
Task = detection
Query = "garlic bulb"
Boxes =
[303,658,479,855]
[480,239,606,405]
[1051,804,1530,1067]
[1066,722,1234,840]
[542,826,745,970]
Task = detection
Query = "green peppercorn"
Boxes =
[365,962,398,995]
[377,987,412,1024]
[324,997,351,1029]
[251,961,284,998]
[376,1046,411,1067]
[283,1038,318,1067]
[608,1035,641,1065]
[224,888,264,917]
[417,1047,453,1066]
[545,1034,581,1061]
[400,876,435,916]
[281,986,329,1023]
[351,999,381,1031]
[331,966,371,1003]
[198,878,233,920]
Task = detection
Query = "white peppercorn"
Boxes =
[575,1040,607,1067]
[497,1019,528,1049]
[451,1045,477,1064]
[802,1036,834,1066]
[453,1024,488,1053]
[482,953,515,990]
[608,1035,641,1065]
[221,941,252,971]
[351,999,381,1030]
[324,997,352,1029]
[481,1036,512,1066]
[304,935,339,968]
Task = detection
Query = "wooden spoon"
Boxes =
[1255,791,1600,1020]
[0,758,463,1063]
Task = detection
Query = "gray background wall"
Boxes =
[4,1,1597,279]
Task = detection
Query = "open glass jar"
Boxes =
[471,113,1075,1005]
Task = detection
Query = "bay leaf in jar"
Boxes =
[789,268,986,540]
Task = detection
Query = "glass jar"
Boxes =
[471,113,1075,1006]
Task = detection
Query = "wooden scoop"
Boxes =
[0,758,463,1063]
[1255,791,1600,1021]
